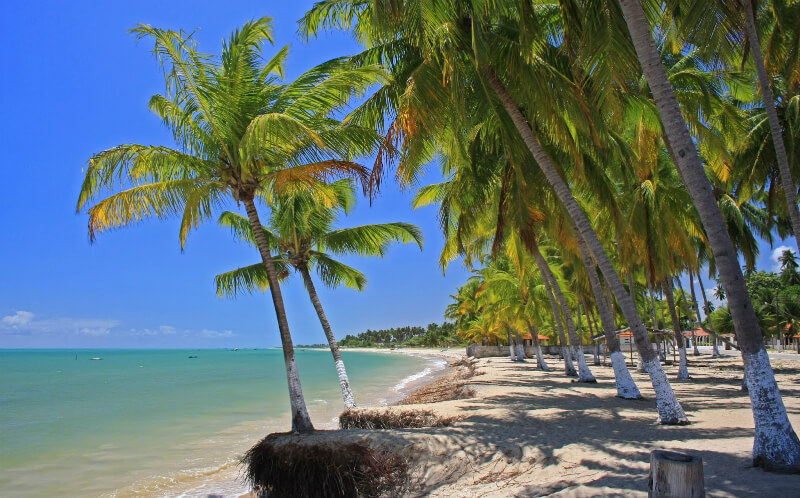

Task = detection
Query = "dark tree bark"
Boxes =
[243,199,313,433]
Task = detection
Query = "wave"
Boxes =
[393,358,447,393]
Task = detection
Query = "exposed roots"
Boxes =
[339,408,457,430]
[242,432,408,497]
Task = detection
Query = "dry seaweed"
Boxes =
[241,432,408,497]
[339,409,456,430]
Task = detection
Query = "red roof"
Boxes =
[685,328,711,337]
[522,333,550,341]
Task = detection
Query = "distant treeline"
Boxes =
[338,322,461,347]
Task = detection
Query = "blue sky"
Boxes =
[0,0,469,348]
[0,1,796,348]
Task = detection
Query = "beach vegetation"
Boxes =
[77,18,387,433]
[303,0,800,468]
[214,178,423,408]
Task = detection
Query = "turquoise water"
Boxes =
[0,349,441,497]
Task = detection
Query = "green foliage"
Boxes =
[215,179,422,297]
[338,322,460,348]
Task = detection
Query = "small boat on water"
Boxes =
[188,355,198,359]
[232,348,239,351]
[90,357,102,361]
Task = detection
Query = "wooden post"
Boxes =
[648,450,704,498]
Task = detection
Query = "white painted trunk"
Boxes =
[562,347,577,376]
[536,345,549,371]
[575,346,596,383]
[611,351,642,399]
[335,359,356,408]
[507,328,517,361]
[577,237,639,395]
[485,70,682,422]
[712,339,720,358]
[300,266,356,409]
[663,281,690,381]
[530,324,550,371]
[677,346,689,380]
[744,349,800,471]
[514,331,527,361]
[643,358,689,425]
[534,243,593,381]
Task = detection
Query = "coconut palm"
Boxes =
[617,0,800,469]
[740,1,800,255]
[214,179,422,409]
[76,19,386,432]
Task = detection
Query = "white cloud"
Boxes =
[159,325,176,334]
[2,311,34,327]
[0,312,119,337]
[1,312,235,342]
[131,325,235,339]
[78,327,111,336]
[771,245,797,272]
[198,329,235,338]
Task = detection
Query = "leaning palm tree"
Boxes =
[214,179,422,409]
[76,18,386,433]
[618,0,800,469]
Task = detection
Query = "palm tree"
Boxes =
[307,1,684,418]
[214,179,423,409]
[77,19,385,433]
[618,0,800,469]
[576,236,642,398]
[741,1,800,254]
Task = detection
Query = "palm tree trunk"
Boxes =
[514,330,527,361]
[584,302,601,365]
[663,280,689,379]
[690,270,719,357]
[484,72,684,419]
[242,199,314,433]
[532,243,594,381]
[675,276,701,356]
[744,0,800,253]
[529,323,549,371]
[507,327,517,361]
[648,281,666,364]
[536,255,577,376]
[618,0,800,466]
[298,265,356,409]
[578,236,641,397]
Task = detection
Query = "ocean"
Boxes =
[0,348,444,497]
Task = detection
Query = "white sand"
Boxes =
[345,348,800,496]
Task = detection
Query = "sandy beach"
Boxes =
[314,347,800,497]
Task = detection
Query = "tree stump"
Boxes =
[648,450,704,498]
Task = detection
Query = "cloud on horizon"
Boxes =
[1,311,120,336]
[1,311,237,345]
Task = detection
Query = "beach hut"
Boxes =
[684,328,711,348]
[520,333,550,347]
